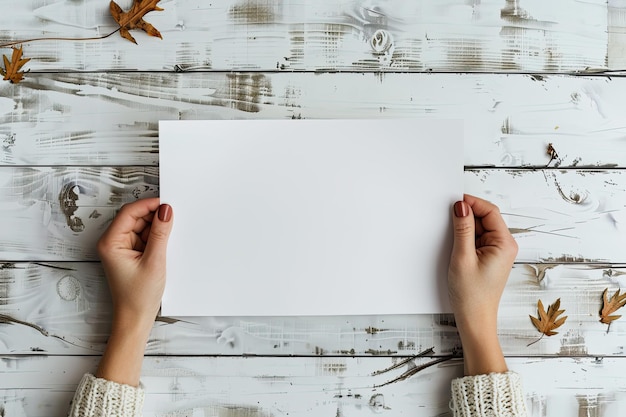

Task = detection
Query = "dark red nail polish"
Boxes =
[454,201,468,218]
[158,204,172,222]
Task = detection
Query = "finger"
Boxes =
[132,212,156,235]
[465,194,518,259]
[451,200,476,259]
[142,204,174,265]
[463,194,508,235]
[130,232,146,252]
[474,217,485,236]
[140,224,152,244]
[106,198,161,238]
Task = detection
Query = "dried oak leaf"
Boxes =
[528,298,567,346]
[110,0,163,44]
[600,288,626,326]
[1,46,31,84]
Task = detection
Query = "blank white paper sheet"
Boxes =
[159,119,463,316]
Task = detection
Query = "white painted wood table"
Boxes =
[2,1,626,415]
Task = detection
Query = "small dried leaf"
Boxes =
[0,46,31,84]
[110,0,163,44]
[529,298,568,338]
[600,288,626,325]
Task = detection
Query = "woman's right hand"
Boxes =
[95,198,173,386]
[448,194,518,375]
[97,198,173,328]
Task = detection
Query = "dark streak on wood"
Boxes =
[546,171,590,205]
[31,262,76,271]
[0,313,100,351]
[371,347,435,376]
[0,269,12,307]
[155,316,187,324]
[501,0,534,22]
[540,255,609,264]
[365,326,387,335]
[509,227,577,239]
[558,330,587,356]
[373,355,457,388]
[365,349,397,356]
[0,313,50,337]
[227,73,272,113]
[229,0,278,24]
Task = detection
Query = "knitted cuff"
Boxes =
[450,371,528,417]
[68,373,145,417]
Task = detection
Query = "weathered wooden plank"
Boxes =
[0,0,607,73]
[2,262,626,357]
[3,73,626,167]
[3,356,626,417]
[0,167,157,260]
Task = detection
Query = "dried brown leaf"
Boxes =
[528,298,567,345]
[1,46,31,84]
[110,0,163,44]
[600,288,626,325]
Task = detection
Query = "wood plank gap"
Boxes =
[15,70,625,76]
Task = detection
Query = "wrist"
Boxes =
[453,309,507,376]
[96,321,151,387]
[111,308,156,340]
[454,303,498,334]
[109,319,152,346]
[456,324,507,376]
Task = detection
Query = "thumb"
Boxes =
[143,204,174,264]
[451,200,476,258]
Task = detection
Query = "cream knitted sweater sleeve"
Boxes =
[450,371,528,417]
[68,373,144,417]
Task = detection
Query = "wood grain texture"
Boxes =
[609,0,626,70]
[3,73,626,167]
[0,262,111,354]
[3,356,626,417]
[0,0,607,73]
[466,168,626,263]
[3,263,626,357]
[0,167,157,260]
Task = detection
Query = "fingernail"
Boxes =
[454,201,468,218]
[158,204,172,222]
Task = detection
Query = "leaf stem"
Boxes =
[526,333,544,347]
[0,28,120,49]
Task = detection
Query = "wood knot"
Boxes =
[58,182,85,233]
[57,275,81,301]
[370,29,393,54]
